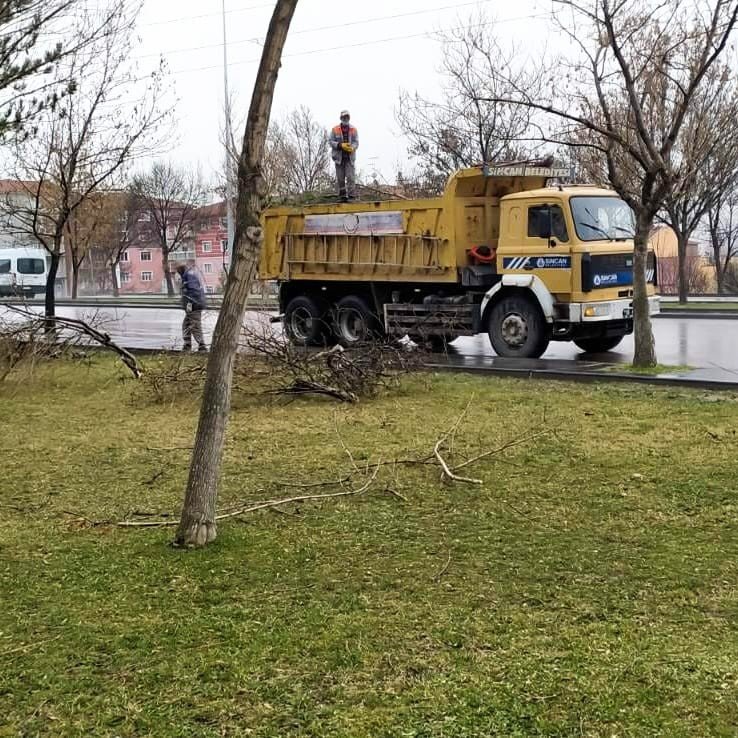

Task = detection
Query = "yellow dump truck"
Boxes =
[260,165,660,358]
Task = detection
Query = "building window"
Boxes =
[140,251,152,261]
[203,263,212,273]
[202,240,212,253]
[141,271,153,282]
[138,212,151,222]
[120,251,129,262]
[199,220,209,231]
[221,239,228,252]
[120,272,131,283]
[220,217,228,229]
[207,286,215,294]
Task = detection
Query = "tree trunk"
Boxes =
[632,218,657,367]
[111,262,120,297]
[45,251,60,333]
[71,262,79,299]
[162,251,174,297]
[676,231,689,303]
[175,0,299,548]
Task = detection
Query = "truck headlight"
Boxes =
[583,304,611,317]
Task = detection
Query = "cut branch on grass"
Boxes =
[113,396,553,533]
[1,303,142,379]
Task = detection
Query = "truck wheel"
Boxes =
[488,294,550,358]
[574,335,625,353]
[284,295,328,346]
[334,296,382,346]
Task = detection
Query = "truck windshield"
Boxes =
[570,196,635,242]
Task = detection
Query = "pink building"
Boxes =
[118,244,166,294]
[193,201,228,294]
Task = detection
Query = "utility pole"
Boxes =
[222,0,235,271]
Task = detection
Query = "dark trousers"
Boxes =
[182,309,205,349]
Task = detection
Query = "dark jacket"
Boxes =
[180,268,207,311]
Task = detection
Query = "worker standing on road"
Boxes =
[176,262,208,353]
[329,110,359,202]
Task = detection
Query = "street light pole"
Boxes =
[222,0,236,270]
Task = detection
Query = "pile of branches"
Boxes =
[0,304,142,380]
[238,325,426,402]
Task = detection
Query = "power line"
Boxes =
[160,12,548,79]
[134,0,497,60]
[140,1,274,28]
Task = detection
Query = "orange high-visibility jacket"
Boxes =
[329,124,359,164]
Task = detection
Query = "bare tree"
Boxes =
[708,185,738,294]
[0,0,125,141]
[73,184,136,297]
[175,0,299,548]
[270,105,332,196]
[222,102,331,206]
[131,162,208,296]
[480,0,738,366]
[2,0,168,322]
[658,67,738,302]
[396,12,540,193]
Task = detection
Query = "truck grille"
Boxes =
[582,252,656,291]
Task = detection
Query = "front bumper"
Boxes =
[564,296,660,323]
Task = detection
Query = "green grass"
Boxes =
[663,301,738,311]
[2,357,738,737]
[607,363,692,375]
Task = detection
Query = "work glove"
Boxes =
[186,301,193,314]
[341,143,353,153]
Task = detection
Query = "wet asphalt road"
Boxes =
[2,304,737,373]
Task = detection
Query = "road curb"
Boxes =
[657,311,738,320]
[423,362,738,392]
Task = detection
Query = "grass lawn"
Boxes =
[662,301,738,311]
[2,357,738,737]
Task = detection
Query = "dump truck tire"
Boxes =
[284,295,329,346]
[574,335,625,353]
[333,295,382,345]
[488,294,549,358]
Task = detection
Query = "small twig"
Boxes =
[383,487,409,502]
[275,474,354,489]
[452,429,552,471]
[146,446,193,452]
[434,437,483,485]
[62,510,109,527]
[335,411,360,473]
[142,469,166,486]
[433,551,452,582]
[0,635,62,658]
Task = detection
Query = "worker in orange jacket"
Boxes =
[329,109,359,201]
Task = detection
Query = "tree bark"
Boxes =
[632,218,657,367]
[162,251,174,296]
[111,262,119,297]
[676,230,689,303]
[71,262,79,299]
[175,0,299,548]
[45,250,60,333]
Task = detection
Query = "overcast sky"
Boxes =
[133,0,552,186]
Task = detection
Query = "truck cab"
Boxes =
[486,186,658,354]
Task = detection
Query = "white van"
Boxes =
[0,247,48,298]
